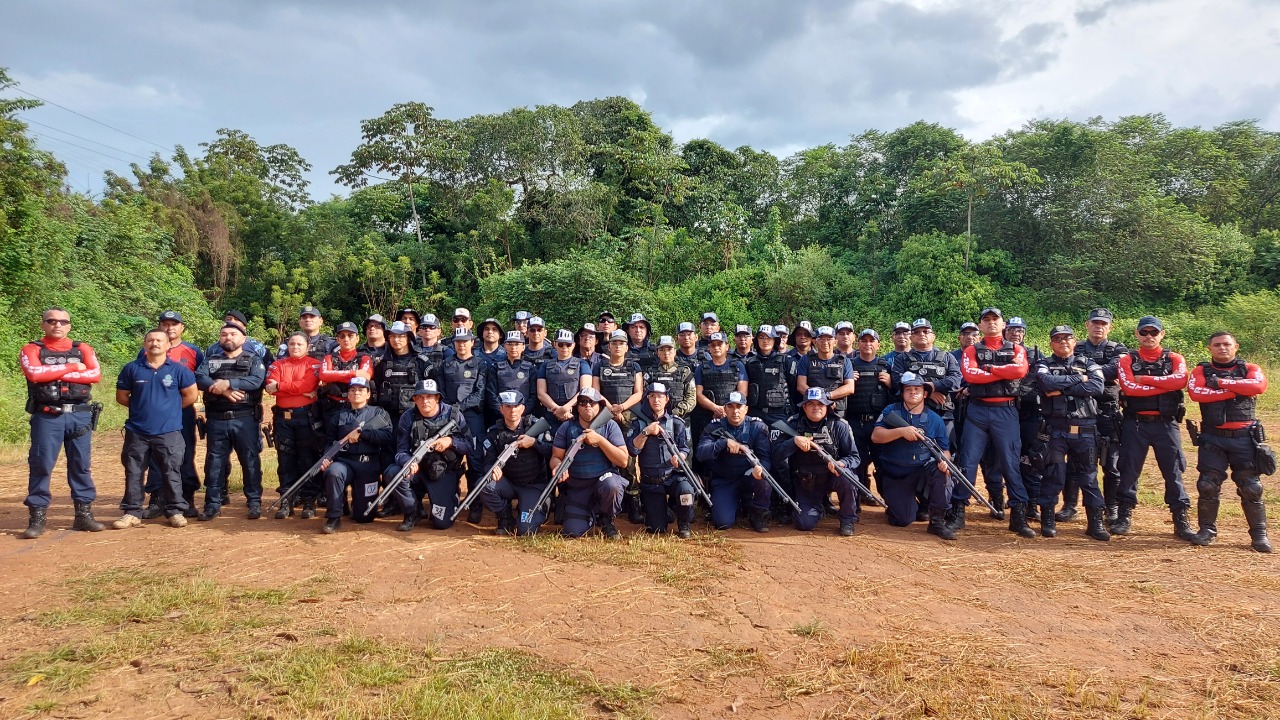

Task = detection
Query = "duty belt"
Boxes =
[37,403,92,415]
[207,408,257,420]
[1130,413,1174,423]
[641,472,674,484]
[273,405,315,420]
[976,399,1016,407]
[340,452,376,463]
[1204,426,1252,438]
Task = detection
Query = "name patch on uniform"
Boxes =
[364,482,379,497]
[432,504,446,520]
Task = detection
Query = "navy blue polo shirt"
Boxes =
[117,357,196,436]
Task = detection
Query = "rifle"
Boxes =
[268,421,364,513]
[882,412,998,514]
[713,427,801,514]
[364,417,459,516]
[632,407,712,507]
[532,407,615,513]
[451,417,550,521]
[771,420,887,508]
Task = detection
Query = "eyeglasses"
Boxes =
[555,342,574,348]
[43,318,71,326]
[1138,329,1161,337]
[576,400,596,407]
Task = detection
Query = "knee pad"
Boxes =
[1196,475,1225,497]
[1237,478,1264,503]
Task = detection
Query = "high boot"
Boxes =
[275,498,294,520]
[1039,505,1057,538]
[749,509,769,533]
[1243,499,1273,553]
[927,507,956,540]
[72,501,105,532]
[1102,474,1119,523]
[398,507,418,532]
[625,493,644,525]
[1109,503,1134,535]
[944,499,967,533]
[1056,478,1079,522]
[1026,503,1040,522]
[1084,506,1111,542]
[1008,503,1036,538]
[988,487,1005,520]
[494,507,515,536]
[1171,505,1196,542]
[1190,492,1219,546]
[21,506,47,539]
[301,497,317,520]
[467,504,484,524]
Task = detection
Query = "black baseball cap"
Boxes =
[159,310,184,324]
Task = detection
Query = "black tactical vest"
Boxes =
[306,334,336,361]
[698,360,740,405]
[848,356,890,417]
[378,351,425,414]
[1123,350,1184,417]
[1198,361,1255,427]
[788,415,838,481]
[26,341,91,407]
[441,355,483,406]
[627,342,658,375]
[746,353,791,413]
[1040,355,1098,421]
[493,359,536,398]
[968,341,1021,399]
[598,361,640,405]
[1080,339,1124,410]
[488,417,547,486]
[203,353,262,413]
[543,357,588,406]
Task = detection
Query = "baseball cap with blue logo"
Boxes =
[803,387,832,406]
[348,376,371,390]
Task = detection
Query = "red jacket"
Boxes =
[960,337,1026,402]
[20,336,102,386]
[1187,361,1267,430]
[267,355,321,409]
[1117,347,1186,415]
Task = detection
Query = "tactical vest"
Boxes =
[968,341,1021,400]
[410,405,463,472]
[1017,346,1043,416]
[26,341,91,408]
[649,363,693,416]
[336,405,389,456]
[788,415,838,481]
[675,349,704,368]
[543,357,588,406]
[493,360,536,398]
[359,343,387,365]
[322,351,369,400]
[698,360,740,405]
[441,355,483,406]
[1040,355,1098,422]
[805,353,849,412]
[419,343,445,371]
[1080,339,1123,410]
[378,351,425,414]
[598,361,640,405]
[202,353,262,413]
[489,417,547,486]
[523,344,553,370]
[306,334,335,361]
[746,353,791,412]
[1198,360,1255,427]
[1123,350,1184,417]
[848,356,890,417]
[627,343,658,375]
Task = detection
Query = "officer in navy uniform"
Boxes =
[319,376,396,533]
[484,331,539,428]
[195,323,267,520]
[891,319,962,444]
[477,317,506,363]
[19,306,106,538]
[385,379,474,531]
[774,387,861,536]
[1002,316,1046,520]
[417,314,447,368]
[850,329,893,503]
[871,372,954,538]
[730,325,756,363]
[374,322,435,425]
[694,390,773,532]
[1033,325,1111,541]
[883,322,912,367]
[537,328,594,437]
[628,383,696,538]
[1187,331,1271,552]
[625,313,659,375]
[674,322,705,367]
[479,390,554,536]
[744,325,793,430]
[551,387,629,538]
[1064,307,1128,524]
[439,326,488,523]
[647,335,697,424]
[795,326,856,418]
[575,323,603,368]
[595,329,645,522]
[691,332,749,479]
[696,312,722,353]
[297,306,338,361]
[359,314,388,364]
[523,316,554,370]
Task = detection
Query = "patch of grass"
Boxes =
[517,531,739,593]
[790,618,826,639]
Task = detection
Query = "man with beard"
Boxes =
[195,323,267,521]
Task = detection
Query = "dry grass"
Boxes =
[516,531,741,594]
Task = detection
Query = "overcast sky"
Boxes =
[6,0,1279,199]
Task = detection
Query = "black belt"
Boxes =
[975,399,1015,407]
[36,403,92,414]
[208,409,256,420]
[1130,413,1174,423]
[273,405,315,420]
[1204,426,1252,438]
[851,414,879,423]
[641,472,674,484]
[339,452,376,463]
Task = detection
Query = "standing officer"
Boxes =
[594,311,618,348]
[265,332,322,519]
[512,310,532,337]
[834,321,857,357]
[625,313,659,374]
[1033,326,1111,541]
[850,329,893,502]
[395,308,422,336]
[485,331,539,427]
[374,322,434,425]
[575,322,602,368]
[745,325,793,429]
[195,322,267,520]
[1000,316,1046,520]
[675,322,705,367]
[297,306,338,360]
[141,310,204,519]
[628,383,696,538]
[477,318,506,363]
[387,379,473,531]
[1066,308,1128,524]
[1115,316,1194,540]
[692,332,749,478]
[319,322,374,418]
[891,319,962,443]
[883,322,912,366]
[551,387,630,538]
[694,390,773,532]
[479,390,553,535]
[538,329,594,436]
[795,326,856,417]
[417,314,446,367]
[319,376,396,533]
[523,317,554,369]
[439,327,488,522]
[110,328,199,529]
[1187,332,1271,552]
[213,310,274,366]
[648,336,697,423]
[360,314,388,364]
[731,325,756,362]
[952,308,1035,538]
[20,307,106,538]
[445,308,475,351]
[871,372,954,538]
[774,388,861,536]
[774,325,790,355]
[697,312,722,352]
[595,330,645,522]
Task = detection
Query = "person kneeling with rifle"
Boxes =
[629,383,699,538]
[549,387,629,538]
[474,391,552,535]
[319,377,394,534]
[871,372,955,539]
[695,391,775,532]
[773,388,861,536]
[382,379,472,531]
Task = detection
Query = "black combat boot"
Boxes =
[1039,505,1057,538]
[1084,506,1111,542]
[1190,492,1219,546]
[398,508,418,532]
[626,494,644,525]
[927,507,956,540]
[247,501,262,521]
[1054,505,1078,522]
[1057,479,1079,522]
[1171,505,1196,542]
[988,488,1005,520]
[72,501,104,532]
[676,521,692,539]
[1008,503,1036,538]
[944,499,967,533]
[493,508,514,536]
[21,506,47,540]
[600,515,620,540]
[183,490,198,518]
[837,520,856,537]
[467,504,484,524]
[300,497,317,519]
[275,498,294,520]
[1026,503,1040,522]
[749,509,769,533]
[141,494,163,520]
[1109,503,1134,535]
[322,518,340,534]
[1243,499,1273,553]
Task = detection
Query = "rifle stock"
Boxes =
[452,417,550,521]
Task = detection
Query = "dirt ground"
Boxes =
[1,430,1278,719]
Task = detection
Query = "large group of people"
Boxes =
[17,303,1273,552]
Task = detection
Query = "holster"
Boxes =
[89,402,103,431]
[1185,420,1201,447]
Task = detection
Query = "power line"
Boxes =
[14,87,174,153]
[23,118,153,160]
[30,131,135,164]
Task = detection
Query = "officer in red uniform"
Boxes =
[266,332,323,519]
[20,306,106,538]
[1186,332,1271,552]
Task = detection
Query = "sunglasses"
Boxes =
[1138,328,1161,337]
[576,400,597,407]
[43,318,71,326]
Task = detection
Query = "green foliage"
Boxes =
[477,255,657,330]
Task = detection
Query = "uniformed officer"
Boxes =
[849,329,893,502]
[319,321,374,417]
[675,322,705,367]
[445,308,474,350]
[730,325,755,363]
[871,372,954,538]
[628,383,696,538]
[207,310,275,509]
[774,387,861,535]
[795,326,856,417]
[595,329,645,522]
[319,376,396,533]
[386,379,474,531]
[1115,316,1194,540]
[265,332,323,519]
[485,331,539,426]
[1186,332,1271,552]
[395,308,421,336]
[697,312,722,352]
[551,387,629,538]
[439,326,488,522]
[998,316,1046,520]
[744,325,793,429]
[648,336,697,423]
[787,321,815,361]
[512,310,532,336]
[952,308,1035,537]
[1033,326,1111,541]
[212,310,275,366]
[195,323,267,520]
[891,319,962,443]
[477,318,506,363]
[625,313,659,374]
[833,321,856,357]
[1065,307,1127,524]
[538,328,594,436]
[141,310,204,519]
[417,314,446,368]
[594,311,618,348]
[110,328,199,529]
[523,316,554,369]
[774,324,790,355]
[359,314,388,364]
[575,322,602,368]
[374,322,435,425]
[479,390,554,535]
[883,322,912,367]
[692,332,749,479]
[297,306,338,361]
[694,390,772,532]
